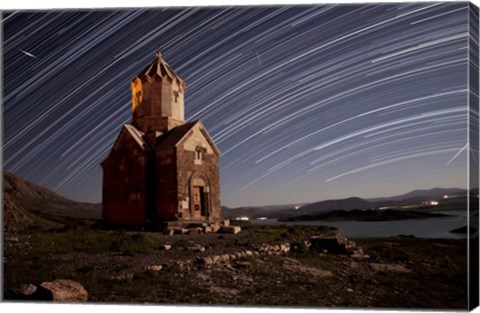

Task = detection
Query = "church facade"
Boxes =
[101,52,222,225]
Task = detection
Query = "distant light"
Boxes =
[235,216,249,221]
[423,200,439,206]
[443,195,449,199]
[378,207,389,210]
[257,217,267,220]
[294,206,300,210]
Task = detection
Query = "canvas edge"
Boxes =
[468,1,480,310]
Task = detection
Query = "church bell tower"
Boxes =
[131,52,186,134]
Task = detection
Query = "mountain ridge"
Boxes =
[3,172,102,233]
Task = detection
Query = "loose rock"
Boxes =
[159,244,172,250]
[36,279,88,302]
[146,265,163,271]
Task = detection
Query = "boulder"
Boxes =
[220,226,241,234]
[36,279,88,302]
[223,219,230,226]
[202,226,212,233]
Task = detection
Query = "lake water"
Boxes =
[252,210,479,239]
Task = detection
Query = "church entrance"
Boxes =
[189,172,210,220]
[192,186,205,218]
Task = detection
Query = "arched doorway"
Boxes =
[189,172,211,220]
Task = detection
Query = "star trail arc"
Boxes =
[2,3,472,207]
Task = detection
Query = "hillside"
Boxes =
[3,172,101,233]
[296,197,371,215]
[369,188,466,202]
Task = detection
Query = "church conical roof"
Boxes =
[137,52,185,89]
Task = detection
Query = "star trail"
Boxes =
[2,3,475,207]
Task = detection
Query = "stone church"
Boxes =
[102,52,222,226]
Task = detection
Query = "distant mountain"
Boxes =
[223,188,469,220]
[296,197,371,215]
[223,197,380,220]
[283,209,451,222]
[3,172,102,233]
[369,188,467,202]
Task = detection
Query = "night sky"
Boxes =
[2,2,476,207]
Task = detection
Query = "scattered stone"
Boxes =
[146,265,163,271]
[200,256,214,266]
[159,244,172,250]
[369,263,411,273]
[310,235,353,254]
[309,235,365,257]
[289,241,308,253]
[220,226,241,234]
[235,261,251,269]
[173,228,188,235]
[223,219,230,227]
[188,222,207,228]
[280,244,290,253]
[36,279,88,302]
[110,273,134,280]
[211,255,221,263]
[212,223,221,233]
[188,229,201,235]
[5,236,19,242]
[188,244,205,252]
[176,260,186,269]
[202,226,212,233]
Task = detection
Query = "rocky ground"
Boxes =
[3,224,470,309]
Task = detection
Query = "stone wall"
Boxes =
[102,129,147,225]
[155,147,178,220]
[175,125,221,222]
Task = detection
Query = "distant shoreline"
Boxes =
[280,209,451,222]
